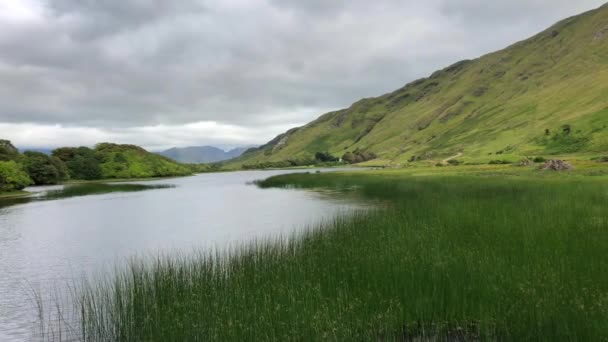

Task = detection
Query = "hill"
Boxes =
[230,4,608,168]
[159,146,250,164]
[1,140,198,193]
[18,147,53,155]
[52,143,194,180]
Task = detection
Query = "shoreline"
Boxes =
[63,173,194,185]
[0,174,195,201]
[0,190,32,199]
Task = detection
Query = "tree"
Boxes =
[53,147,102,180]
[0,140,19,161]
[50,156,70,181]
[22,151,69,185]
[0,161,32,192]
[315,152,338,163]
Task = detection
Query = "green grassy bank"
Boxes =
[0,190,31,199]
[66,169,608,341]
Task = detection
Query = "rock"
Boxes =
[594,24,608,41]
[516,158,533,166]
[540,159,573,171]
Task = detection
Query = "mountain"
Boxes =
[19,147,53,155]
[231,4,608,168]
[159,146,251,164]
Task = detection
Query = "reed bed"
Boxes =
[62,173,608,340]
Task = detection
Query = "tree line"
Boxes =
[242,149,377,170]
[0,140,193,193]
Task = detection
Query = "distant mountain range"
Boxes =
[158,146,253,164]
[18,147,53,155]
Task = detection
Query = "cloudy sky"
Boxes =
[0,0,605,150]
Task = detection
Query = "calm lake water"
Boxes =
[0,170,366,341]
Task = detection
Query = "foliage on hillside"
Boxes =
[0,160,32,192]
[22,151,70,185]
[94,143,192,179]
[53,146,102,180]
[0,139,20,161]
[54,143,193,180]
[0,140,194,192]
[231,4,608,168]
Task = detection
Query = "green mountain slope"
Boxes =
[233,4,608,167]
[53,143,194,180]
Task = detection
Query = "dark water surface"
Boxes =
[0,170,365,341]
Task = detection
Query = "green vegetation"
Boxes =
[228,4,608,169]
[0,160,33,192]
[0,190,30,199]
[94,143,192,179]
[53,143,193,180]
[57,167,608,341]
[314,151,339,163]
[0,140,195,194]
[0,183,174,210]
[53,146,103,180]
[342,149,378,164]
[242,159,315,170]
[22,151,69,185]
[239,149,378,169]
[488,159,512,165]
[42,183,174,200]
[0,139,20,161]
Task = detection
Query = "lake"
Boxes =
[0,170,366,341]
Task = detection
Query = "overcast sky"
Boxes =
[0,0,605,150]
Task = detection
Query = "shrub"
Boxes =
[447,159,461,166]
[315,152,338,163]
[22,151,69,185]
[0,160,32,192]
[597,156,608,163]
[342,150,377,164]
[53,147,103,180]
[489,160,512,165]
[516,158,533,167]
[533,157,546,163]
[0,140,19,161]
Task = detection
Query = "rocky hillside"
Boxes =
[232,4,608,167]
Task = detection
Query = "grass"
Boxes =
[42,183,175,200]
[0,190,31,199]
[49,168,608,341]
[228,4,608,169]
[63,174,191,185]
[0,184,174,210]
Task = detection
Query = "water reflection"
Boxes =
[0,170,367,341]
[0,183,174,210]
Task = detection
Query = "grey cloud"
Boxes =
[439,0,603,25]
[0,0,606,147]
[47,0,207,39]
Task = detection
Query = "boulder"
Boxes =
[516,158,533,166]
[540,159,572,171]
